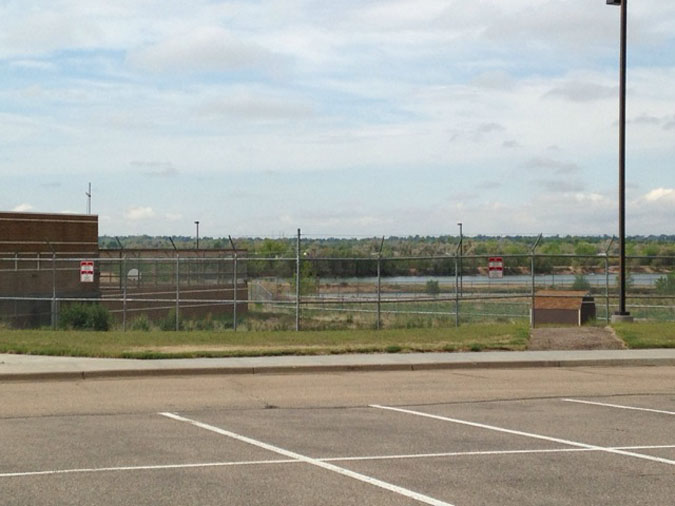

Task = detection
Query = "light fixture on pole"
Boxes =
[194,221,200,249]
[606,0,632,322]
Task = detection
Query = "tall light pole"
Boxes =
[457,222,463,296]
[607,0,632,322]
[194,221,200,249]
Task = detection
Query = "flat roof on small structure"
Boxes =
[534,290,593,310]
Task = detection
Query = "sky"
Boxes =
[1,0,674,238]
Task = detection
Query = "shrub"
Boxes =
[187,315,216,331]
[59,303,111,331]
[571,274,591,291]
[88,304,112,331]
[159,308,183,331]
[425,279,440,296]
[130,314,152,331]
[655,272,675,294]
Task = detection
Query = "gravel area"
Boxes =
[528,326,626,350]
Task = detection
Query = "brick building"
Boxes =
[0,211,99,327]
[0,211,247,328]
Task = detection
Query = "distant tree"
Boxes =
[573,242,598,267]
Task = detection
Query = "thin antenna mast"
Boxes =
[85,183,92,214]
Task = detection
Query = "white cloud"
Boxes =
[196,92,315,121]
[544,81,616,103]
[522,157,582,174]
[131,161,179,177]
[9,60,57,71]
[124,206,155,220]
[12,203,33,212]
[644,188,675,202]
[502,140,521,149]
[536,180,584,193]
[127,26,282,74]
[165,213,183,222]
[571,192,609,204]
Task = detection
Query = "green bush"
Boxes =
[655,272,675,294]
[185,314,216,331]
[571,274,591,290]
[59,303,111,331]
[425,279,440,296]
[159,308,183,331]
[130,314,152,331]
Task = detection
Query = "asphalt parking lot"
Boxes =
[1,367,673,505]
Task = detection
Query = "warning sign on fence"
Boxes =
[80,260,94,283]
[488,257,503,279]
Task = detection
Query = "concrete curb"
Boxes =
[1,356,673,382]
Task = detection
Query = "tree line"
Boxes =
[100,235,675,278]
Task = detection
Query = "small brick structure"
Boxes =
[0,211,99,327]
[0,211,248,328]
[533,290,596,326]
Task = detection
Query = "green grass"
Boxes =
[0,323,530,359]
[612,322,675,349]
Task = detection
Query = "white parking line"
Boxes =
[371,405,675,467]
[159,412,454,506]
[324,445,675,462]
[3,445,675,479]
[0,459,297,478]
[562,398,675,415]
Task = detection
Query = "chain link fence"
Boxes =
[1,248,674,330]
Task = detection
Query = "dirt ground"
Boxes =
[528,326,626,351]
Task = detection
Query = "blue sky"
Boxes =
[1,0,674,238]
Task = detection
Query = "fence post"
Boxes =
[296,228,301,331]
[233,254,238,331]
[454,254,459,327]
[376,236,384,330]
[604,236,615,323]
[605,256,610,322]
[377,255,382,330]
[116,237,124,291]
[51,251,57,330]
[530,234,543,328]
[228,236,238,331]
[175,254,180,331]
[122,256,127,331]
[531,254,535,328]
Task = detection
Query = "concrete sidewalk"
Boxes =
[1,349,674,381]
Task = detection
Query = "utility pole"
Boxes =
[606,0,633,323]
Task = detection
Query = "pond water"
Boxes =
[323,273,666,288]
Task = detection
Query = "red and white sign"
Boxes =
[488,257,503,279]
[80,260,95,283]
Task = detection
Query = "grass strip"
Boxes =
[0,323,530,359]
[612,322,675,349]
